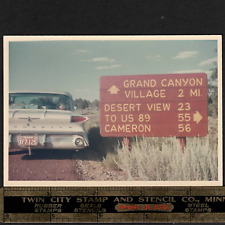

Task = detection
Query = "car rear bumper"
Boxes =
[9,134,89,150]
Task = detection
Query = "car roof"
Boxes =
[9,91,73,99]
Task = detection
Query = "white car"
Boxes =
[9,91,89,155]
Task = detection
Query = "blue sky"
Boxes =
[9,39,217,101]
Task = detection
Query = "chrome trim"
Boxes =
[9,134,89,150]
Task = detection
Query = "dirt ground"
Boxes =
[8,147,125,181]
[8,148,82,181]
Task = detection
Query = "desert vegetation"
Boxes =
[208,67,218,118]
[103,117,218,181]
[83,114,218,181]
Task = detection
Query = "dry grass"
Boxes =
[84,112,218,181]
[103,117,218,181]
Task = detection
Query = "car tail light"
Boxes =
[71,116,88,122]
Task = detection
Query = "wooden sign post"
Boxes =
[100,73,208,150]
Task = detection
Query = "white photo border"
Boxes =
[3,35,223,187]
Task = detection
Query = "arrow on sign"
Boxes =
[193,111,203,124]
[108,85,120,94]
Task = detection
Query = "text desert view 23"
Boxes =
[4,36,222,186]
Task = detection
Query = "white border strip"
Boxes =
[4,35,222,41]
[217,35,223,185]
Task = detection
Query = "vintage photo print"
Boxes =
[3,36,222,186]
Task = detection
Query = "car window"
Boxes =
[9,93,73,110]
